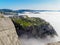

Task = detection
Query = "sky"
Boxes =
[0,0,60,10]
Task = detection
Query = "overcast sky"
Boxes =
[0,0,60,10]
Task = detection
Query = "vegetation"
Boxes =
[11,16,49,28]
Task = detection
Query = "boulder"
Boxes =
[11,15,58,38]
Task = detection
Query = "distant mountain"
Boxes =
[0,9,18,15]
[15,9,40,14]
[0,9,13,12]
[0,9,60,15]
[15,10,58,14]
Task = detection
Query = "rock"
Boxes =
[11,15,58,38]
[0,14,20,45]
[46,41,60,45]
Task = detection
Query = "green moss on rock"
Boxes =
[11,15,49,28]
[11,15,57,38]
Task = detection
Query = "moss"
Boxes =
[12,18,32,27]
[11,15,49,28]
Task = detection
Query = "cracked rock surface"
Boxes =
[0,14,20,45]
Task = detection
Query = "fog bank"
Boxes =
[20,12,60,45]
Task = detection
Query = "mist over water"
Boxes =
[20,12,60,45]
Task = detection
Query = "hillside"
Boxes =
[11,15,58,38]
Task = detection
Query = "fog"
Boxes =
[20,12,60,45]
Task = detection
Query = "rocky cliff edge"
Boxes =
[0,14,20,45]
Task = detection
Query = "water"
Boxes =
[20,12,60,45]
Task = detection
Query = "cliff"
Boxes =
[11,15,57,38]
[0,14,20,45]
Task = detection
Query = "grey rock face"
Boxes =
[47,41,60,45]
[0,14,20,45]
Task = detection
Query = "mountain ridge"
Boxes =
[0,9,60,15]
